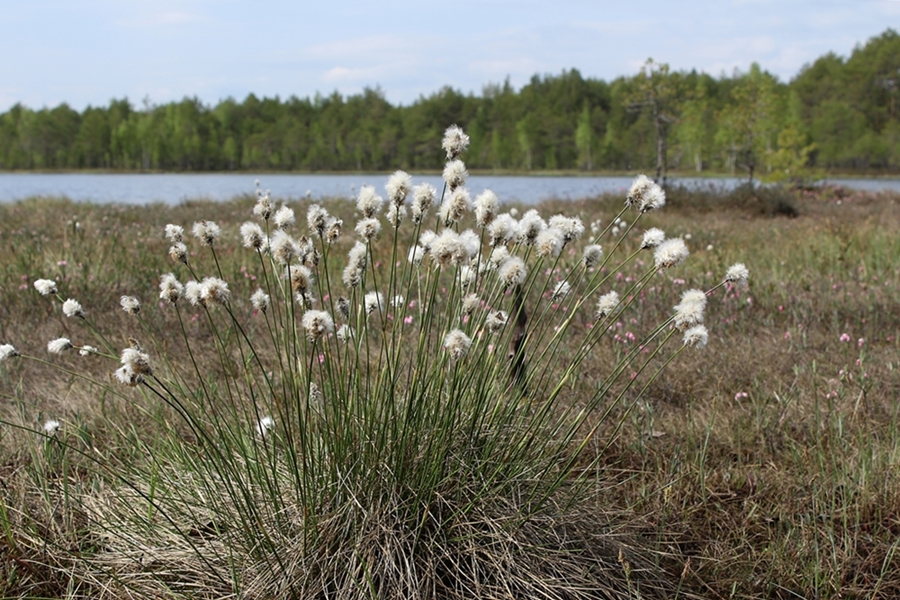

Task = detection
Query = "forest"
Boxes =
[1,29,897,179]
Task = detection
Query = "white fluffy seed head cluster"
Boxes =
[552,281,571,301]
[120,296,141,315]
[43,419,61,436]
[725,263,749,283]
[357,186,384,218]
[79,345,98,357]
[62,299,84,318]
[302,310,334,341]
[625,174,666,212]
[199,277,230,307]
[641,228,666,250]
[256,416,275,437]
[443,329,472,361]
[462,293,480,315]
[251,289,270,313]
[408,245,425,266]
[355,217,382,240]
[474,190,499,228]
[48,338,73,354]
[548,215,585,243]
[274,205,295,230]
[535,228,564,258]
[34,279,58,296]
[595,291,620,320]
[654,238,689,270]
[489,214,519,247]
[192,220,221,246]
[289,264,314,295]
[485,310,508,333]
[159,273,184,304]
[683,325,709,349]
[240,222,267,250]
[116,346,151,386]
[0,344,20,361]
[364,291,384,315]
[429,229,469,269]
[673,289,707,330]
[442,124,470,160]
[442,160,468,191]
[439,188,471,226]
[253,191,274,221]
[517,210,545,246]
[271,230,300,265]
[582,244,603,269]
[498,256,527,289]
[169,242,189,265]
[386,170,412,205]
[411,183,436,224]
[342,242,368,288]
[337,324,353,343]
[164,224,184,243]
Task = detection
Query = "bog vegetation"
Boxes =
[1,29,899,178]
[2,123,900,598]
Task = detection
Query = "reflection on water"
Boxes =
[0,173,897,205]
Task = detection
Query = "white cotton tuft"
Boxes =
[442,125,470,160]
[34,279,58,296]
[443,329,472,361]
[62,299,84,318]
[654,238,689,270]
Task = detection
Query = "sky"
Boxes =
[1,0,898,112]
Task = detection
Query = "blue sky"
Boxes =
[1,0,897,111]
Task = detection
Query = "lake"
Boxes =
[0,173,897,206]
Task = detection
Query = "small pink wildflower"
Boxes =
[784,331,791,340]
[857,338,865,348]
[404,315,413,325]
[734,392,749,401]
[839,333,851,343]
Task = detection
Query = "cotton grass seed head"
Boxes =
[498,256,527,289]
[43,419,61,436]
[274,205,296,229]
[548,215,585,243]
[0,344,20,361]
[683,325,709,349]
[337,324,353,343]
[595,291,620,320]
[517,210,546,246]
[411,183,436,224]
[582,244,603,269]
[641,228,666,250]
[673,289,707,330]
[169,242,189,265]
[443,159,468,191]
[34,279,58,296]
[552,281,571,301]
[114,364,143,386]
[184,281,202,306]
[474,190,499,228]
[357,186,384,218]
[725,263,749,284]
[386,170,412,205]
[654,238,689,270]
[535,228,564,258]
[165,224,184,243]
[48,338,73,354]
[62,299,84,318]
[386,203,406,228]
[78,345,98,357]
[485,310,508,333]
[439,187,471,226]
[121,347,152,376]
[325,216,343,243]
[271,230,300,265]
[251,289,270,313]
[307,204,328,236]
[200,277,230,306]
[120,296,141,315]
[489,213,519,247]
[240,222,267,250]
[289,264,314,294]
[408,245,425,266]
[640,184,666,212]
[430,229,467,269]
[625,174,654,210]
[192,220,221,246]
[462,293,480,315]
[256,416,275,438]
[442,124,470,160]
[159,273,184,304]
[364,291,384,315]
[443,329,472,361]
[253,193,273,221]
[302,310,334,341]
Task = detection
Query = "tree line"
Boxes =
[1,29,897,181]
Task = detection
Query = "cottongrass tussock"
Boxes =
[4,124,748,599]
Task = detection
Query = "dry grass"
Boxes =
[1,184,899,598]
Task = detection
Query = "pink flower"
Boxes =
[857,338,865,348]
[839,333,851,343]
[57,260,67,267]
[784,331,791,340]
[318,354,325,364]
[403,315,413,325]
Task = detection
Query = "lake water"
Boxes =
[0,173,897,206]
